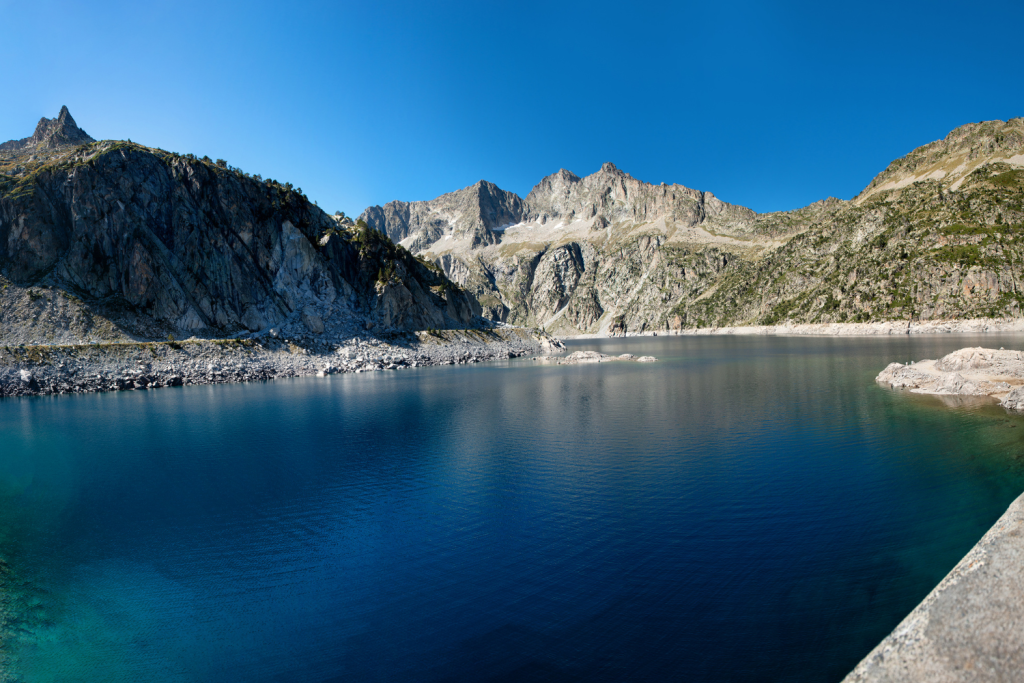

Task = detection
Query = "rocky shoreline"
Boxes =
[561,318,1024,339]
[0,328,557,399]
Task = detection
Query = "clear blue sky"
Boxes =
[3,0,1023,215]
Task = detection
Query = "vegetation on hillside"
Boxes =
[675,163,1024,328]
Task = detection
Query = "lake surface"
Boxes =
[3,334,1024,682]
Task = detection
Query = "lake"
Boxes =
[2,334,1024,682]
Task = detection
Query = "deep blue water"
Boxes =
[3,334,1024,682]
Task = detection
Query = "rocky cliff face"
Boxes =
[361,180,527,252]
[0,117,479,344]
[360,118,1024,334]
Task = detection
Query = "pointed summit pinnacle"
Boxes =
[1,106,95,152]
[28,106,94,149]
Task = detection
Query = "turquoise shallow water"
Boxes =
[2,334,1024,681]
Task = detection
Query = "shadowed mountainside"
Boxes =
[0,109,479,344]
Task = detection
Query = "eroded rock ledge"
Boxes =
[876,347,1024,411]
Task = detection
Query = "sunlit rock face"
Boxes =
[361,119,1024,335]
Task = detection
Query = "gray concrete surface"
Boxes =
[844,493,1024,682]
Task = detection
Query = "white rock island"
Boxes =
[876,347,1024,411]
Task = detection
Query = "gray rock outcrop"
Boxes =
[0,119,480,343]
[537,350,657,364]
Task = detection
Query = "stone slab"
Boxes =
[844,493,1024,682]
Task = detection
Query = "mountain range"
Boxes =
[359,118,1024,334]
[2,108,1023,344]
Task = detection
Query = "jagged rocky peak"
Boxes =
[362,160,760,257]
[33,105,94,148]
[470,179,528,230]
[524,161,745,228]
[599,161,625,175]
[360,179,527,252]
[0,105,95,152]
[524,162,631,208]
[856,117,1024,203]
[525,168,580,200]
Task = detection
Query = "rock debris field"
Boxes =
[0,328,559,399]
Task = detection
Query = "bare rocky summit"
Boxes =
[361,180,526,251]
[856,118,1024,203]
[0,105,94,153]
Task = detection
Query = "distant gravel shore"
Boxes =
[561,318,1024,339]
[0,328,559,399]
